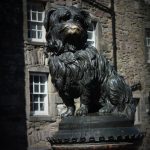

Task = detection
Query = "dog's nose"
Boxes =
[70,25,78,30]
[64,23,78,29]
[64,23,80,34]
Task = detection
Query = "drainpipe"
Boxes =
[111,0,117,71]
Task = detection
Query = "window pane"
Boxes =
[88,32,93,39]
[146,29,150,37]
[34,76,39,83]
[38,12,43,21]
[28,30,31,38]
[37,24,42,30]
[40,103,44,111]
[40,85,45,93]
[146,38,150,46]
[88,27,93,31]
[32,12,36,20]
[38,31,42,39]
[34,84,39,92]
[40,76,46,83]
[31,30,36,38]
[34,103,38,111]
[40,95,45,102]
[28,22,36,32]
[87,41,94,45]
[33,95,38,102]
[148,47,150,59]
[88,23,94,31]
[30,23,36,30]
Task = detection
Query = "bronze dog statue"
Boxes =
[44,6,136,121]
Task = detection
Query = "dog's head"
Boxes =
[44,6,90,55]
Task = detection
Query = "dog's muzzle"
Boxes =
[61,23,82,35]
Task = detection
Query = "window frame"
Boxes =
[145,28,150,63]
[86,17,103,51]
[30,73,49,116]
[27,2,46,43]
[134,97,141,125]
[87,21,96,47]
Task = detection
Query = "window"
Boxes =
[134,98,141,125]
[87,21,96,47]
[134,104,141,125]
[27,3,46,42]
[145,28,150,63]
[30,73,48,115]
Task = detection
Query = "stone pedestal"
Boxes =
[47,114,144,150]
[51,143,138,150]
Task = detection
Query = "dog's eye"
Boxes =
[74,16,81,22]
[60,16,67,22]
[60,13,70,22]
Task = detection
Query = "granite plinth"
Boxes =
[47,114,144,150]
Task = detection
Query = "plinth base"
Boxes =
[52,143,136,150]
[47,114,144,150]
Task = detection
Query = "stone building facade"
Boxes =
[0,0,150,150]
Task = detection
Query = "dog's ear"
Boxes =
[44,9,56,32]
[80,10,91,29]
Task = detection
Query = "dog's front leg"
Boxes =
[59,94,75,118]
[76,92,90,116]
[76,104,88,116]
[61,105,75,118]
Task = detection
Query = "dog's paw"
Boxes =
[61,106,75,118]
[76,104,88,116]
[99,106,113,115]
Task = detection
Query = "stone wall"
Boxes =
[114,1,150,149]
[91,1,150,149]
[23,0,62,148]
[24,43,59,149]
[115,1,150,149]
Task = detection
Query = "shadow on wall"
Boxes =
[0,1,27,150]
